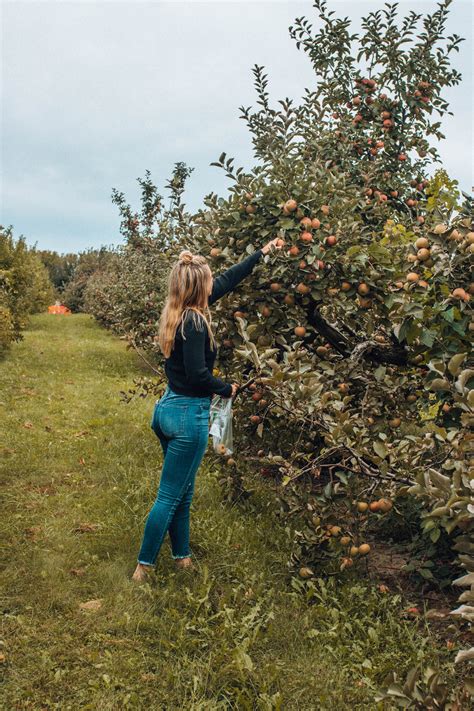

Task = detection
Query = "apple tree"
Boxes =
[184,0,471,583]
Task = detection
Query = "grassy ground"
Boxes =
[1,314,454,710]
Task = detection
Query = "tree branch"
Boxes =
[304,304,409,365]
[129,338,162,376]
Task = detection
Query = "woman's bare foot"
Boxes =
[132,562,154,582]
[174,557,194,570]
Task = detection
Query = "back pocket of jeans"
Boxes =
[158,404,187,437]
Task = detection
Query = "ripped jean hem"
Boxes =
[172,552,192,560]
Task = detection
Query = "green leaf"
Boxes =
[279,218,296,229]
[346,246,360,257]
[373,441,388,459]
[420,330,435,347]
[336,470,348,484]
[429,378,451,392]
[419,567,434,580]
[374,365,386,382]
[448,352,467,376]
[397,319,411,343]
[441,307,455,323]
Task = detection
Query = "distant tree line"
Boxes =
[0,224,119,357]
[0,225,55,356]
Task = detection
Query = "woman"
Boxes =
[132,237,282,582]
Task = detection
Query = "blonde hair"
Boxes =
[157,250,217,358]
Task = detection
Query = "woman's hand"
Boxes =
[223,383,239,399]
[261,237,284,255]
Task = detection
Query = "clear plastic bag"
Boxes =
[209,395,233,456]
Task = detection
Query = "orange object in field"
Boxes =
[48,302,71,315]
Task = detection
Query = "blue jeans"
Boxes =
[137,385,212,566]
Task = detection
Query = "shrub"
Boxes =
[0,225,55,354]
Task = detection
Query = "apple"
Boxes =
[452,288,469,301]
[415,237,429,249]
[284,199,297,212]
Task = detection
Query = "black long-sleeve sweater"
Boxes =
[164,249,264,398]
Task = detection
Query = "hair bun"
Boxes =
[178,250,193,264]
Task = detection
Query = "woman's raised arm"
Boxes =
[208,250,263,305]
[208,238,283,305]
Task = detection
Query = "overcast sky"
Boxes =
[1,0,472,254]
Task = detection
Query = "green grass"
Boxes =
[0,314,454,710]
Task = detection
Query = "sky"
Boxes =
[1,0,472,254]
